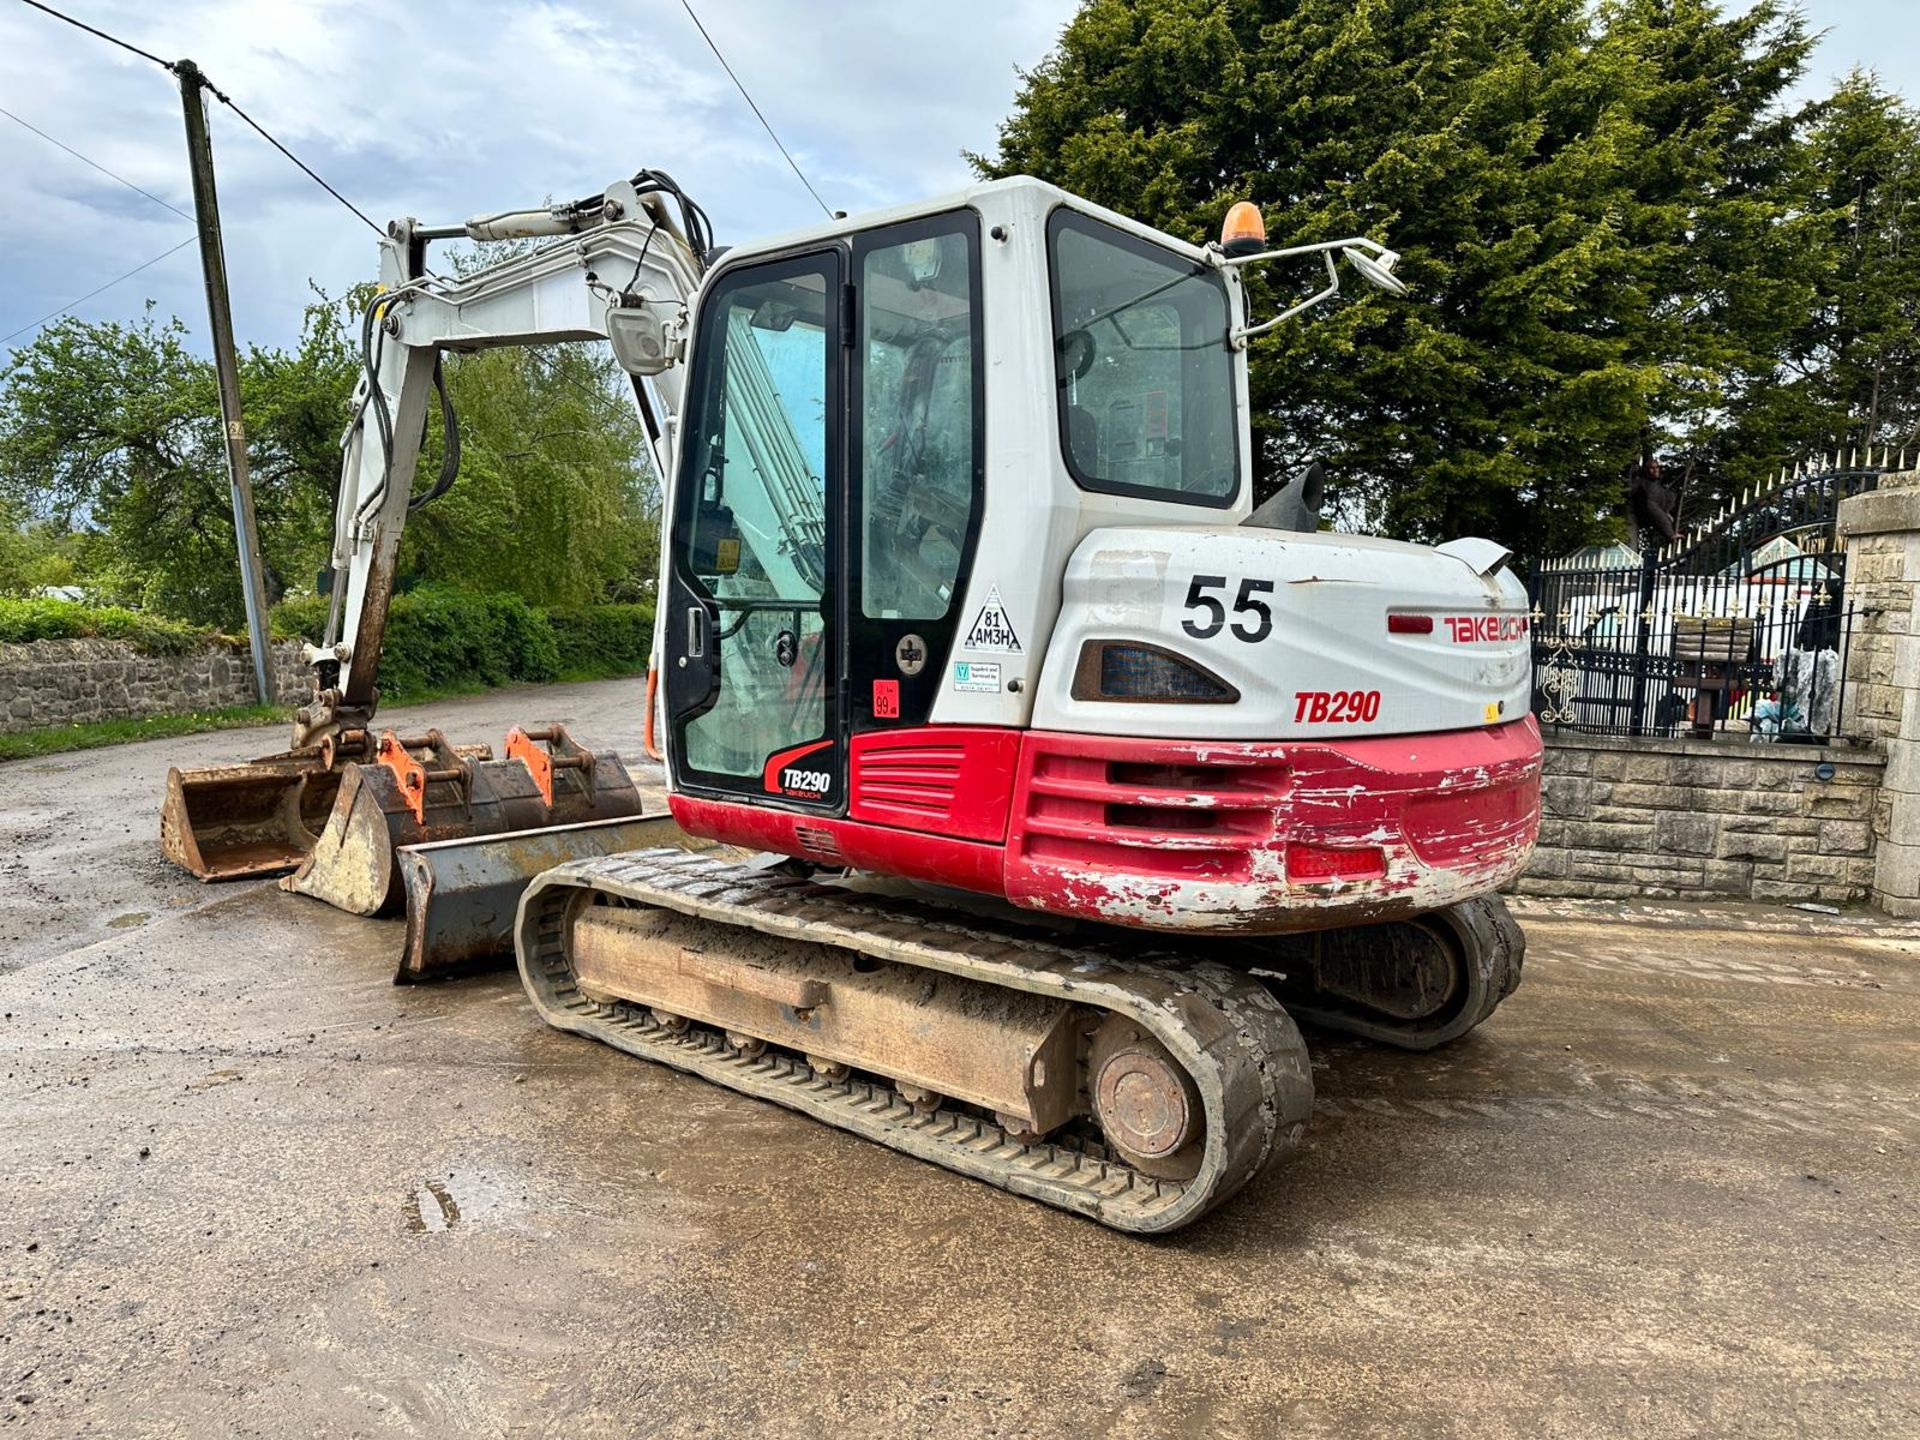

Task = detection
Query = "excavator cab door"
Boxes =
[664,213,985,814]
[666,249,843,809]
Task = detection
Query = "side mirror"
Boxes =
[1341,245,1407,296]
[1218,228,1411,343]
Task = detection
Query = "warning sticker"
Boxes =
[962,586,1022,653]
[952,661,1001,694]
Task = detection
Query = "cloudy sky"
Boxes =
[0,0,1910,359]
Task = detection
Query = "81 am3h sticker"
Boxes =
[962,587,1022,653]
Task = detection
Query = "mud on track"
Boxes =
[2,679,1917,1437]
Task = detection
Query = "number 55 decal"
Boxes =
[1181,575,1275,642]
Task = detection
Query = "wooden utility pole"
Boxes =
[176,58,272,704]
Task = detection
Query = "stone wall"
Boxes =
[1517,730,1884,905]
[0,637,308,734]
[1837,473,1920,915]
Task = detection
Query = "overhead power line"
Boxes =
[0,102,191,219]
[677,0,834,221]
[1,235,196,345]
[194,77,384,236]
[13,0,384,235]
[14,0,170,69]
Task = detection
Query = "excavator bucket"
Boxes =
[159,756,343,882]
[282,724,645,917]
[157,729,492,883]
[394,815,693,983]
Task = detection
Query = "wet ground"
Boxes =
[2,678,1916,1437]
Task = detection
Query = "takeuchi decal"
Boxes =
[1445,615,1530,644]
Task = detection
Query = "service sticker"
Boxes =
[953,660,1001,694]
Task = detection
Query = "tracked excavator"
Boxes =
[163,168,1541,1233]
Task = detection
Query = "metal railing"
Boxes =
[1524,452,1897,743]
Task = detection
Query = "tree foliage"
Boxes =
[975,0,1913,554]
[1714,71,1920,495]
[0,289,659,629]
[0,302,346,624]
[403,342,660,607]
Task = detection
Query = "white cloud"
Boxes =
[0,0,1072,354]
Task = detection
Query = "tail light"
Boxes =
[1071,642,1238,703]
[1286,843,1387,883]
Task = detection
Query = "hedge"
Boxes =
[272,587,653,702]
[3,590,654,705]
[0,597,232,656]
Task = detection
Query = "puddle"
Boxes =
[107,912,151,930]
[404,1179,462,1233]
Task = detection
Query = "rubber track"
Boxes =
[1276,895,1526,1051]
[516,849,1314,1234]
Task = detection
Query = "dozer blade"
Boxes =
[160,758,342,882]
[395,815,694,983]
[283,724,645,917]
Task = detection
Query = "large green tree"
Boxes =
[976,0,1816,555]
[1711,70,1920,495]
[402,341,660,607]
[0,301,347,625]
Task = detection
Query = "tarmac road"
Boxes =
[2,677,1916,1437]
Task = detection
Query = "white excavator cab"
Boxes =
[655,178,1538,938]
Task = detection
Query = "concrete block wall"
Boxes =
[1517,730,1883,905]
[0,637,308,735]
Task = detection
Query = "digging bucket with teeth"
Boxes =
[158,728,490,884]
[280,723,645,917]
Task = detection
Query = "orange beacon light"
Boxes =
[1220,201,1267,258]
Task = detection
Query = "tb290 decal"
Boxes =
[1294,690,1382,724]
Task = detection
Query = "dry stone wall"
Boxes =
[1517,730,1883,905]
[0,637,308,734]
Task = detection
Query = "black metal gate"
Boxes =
[1527,454,1891,742]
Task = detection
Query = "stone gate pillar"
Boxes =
[1838,468,1920,915]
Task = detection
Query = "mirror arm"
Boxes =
[1218,236,1390,270]
[1232,251,1340,346]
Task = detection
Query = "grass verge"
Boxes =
[0,704,286,762]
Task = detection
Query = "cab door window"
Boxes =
[672,254,836,794]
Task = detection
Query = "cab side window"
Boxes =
[858,225,980,621]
